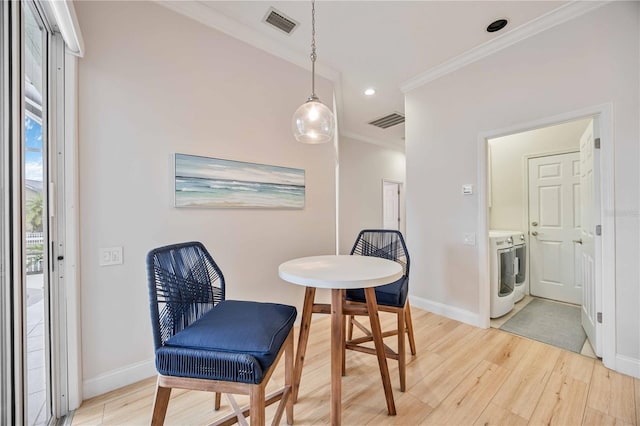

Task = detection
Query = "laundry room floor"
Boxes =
[491,295,596,358]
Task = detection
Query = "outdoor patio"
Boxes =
[27,272,46,426]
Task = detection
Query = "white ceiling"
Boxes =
[163,1,577,148]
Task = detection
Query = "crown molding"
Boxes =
[400,0,611,93]
[340,131,405,152]
[157,0,340,82]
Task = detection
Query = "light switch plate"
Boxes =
[100,247,123,266]
[462,184,473,195]
[463,233,476,246]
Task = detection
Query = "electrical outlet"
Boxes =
[99,247,123,266]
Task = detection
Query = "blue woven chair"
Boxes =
[147,242,296,425]
[344,230,416,392]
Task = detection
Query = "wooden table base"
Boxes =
[293,286,396,425]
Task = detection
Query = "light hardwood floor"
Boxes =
[72,307,640,425]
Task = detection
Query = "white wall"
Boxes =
[405,2,639,370]
[76,1,336,398]
[489,118,589,231]
[338,137,405,254]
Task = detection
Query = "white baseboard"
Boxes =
[83,358,156,399]
[614,354,640,379]
[410,295,481,328]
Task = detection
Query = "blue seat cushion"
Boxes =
[165,300,296,371]
[345,276,408,308]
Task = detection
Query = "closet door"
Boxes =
[528,152,581,304]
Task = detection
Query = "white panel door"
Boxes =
[579,120,601,356]
[383,182,400,230]
[528,152,582,304]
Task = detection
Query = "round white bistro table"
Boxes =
[278,255,403,426]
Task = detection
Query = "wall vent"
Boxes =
[368,112,405,129]
[263,8,298,35]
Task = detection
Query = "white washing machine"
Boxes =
[489,231,516,318]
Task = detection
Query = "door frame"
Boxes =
[1,2,25,424]
[522,149,579,300]
[477,103,615,370]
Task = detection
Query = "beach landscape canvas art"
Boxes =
[174,154,305,208]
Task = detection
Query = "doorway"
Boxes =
[485,116,602,358]
[382,180,401,231]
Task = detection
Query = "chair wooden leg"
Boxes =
[405,302,417,356]
[151,377,171,426]
[344,314,355,377]
[341,312,347,376]
[214,392,222,410]
[397,311,406,392]
[249,385,266,426]
[285,332,294,425]
[225,394,248,426]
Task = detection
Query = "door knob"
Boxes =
[573,239,583,244]
[531,231,538,236]
[531,221,538,226]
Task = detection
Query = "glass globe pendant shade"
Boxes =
[292,98,335,144]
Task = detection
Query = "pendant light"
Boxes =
[292,0,335,144]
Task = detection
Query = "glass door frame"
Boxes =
[28,1,71,420]
[26,1,54,424]
[48,27,69,422]
[1,1,27,424]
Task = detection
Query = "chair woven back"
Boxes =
[147,241,225,350]
[350,230,410,277]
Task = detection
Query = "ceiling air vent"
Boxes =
[263,7,298,35]
[368,112,405,129]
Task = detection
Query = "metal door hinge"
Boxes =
[597,312,602,323]
[594,138,601,149]
[596,225,602,236]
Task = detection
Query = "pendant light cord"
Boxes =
[310,0,317,100]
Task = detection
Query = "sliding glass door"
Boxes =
[24,3,51,424]
[1,1,68,424]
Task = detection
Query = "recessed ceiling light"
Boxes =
[364,88,376,96]
[487,19,508,33]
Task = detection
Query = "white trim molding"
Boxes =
[410,295,481,328]
[63,51,82,410]
[82,359,156,400]
[614,355,640,379]
[41,0,85,57]
[401,1,610,93]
